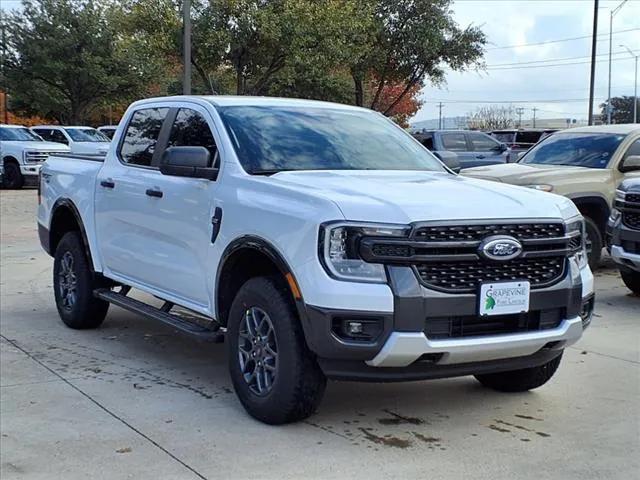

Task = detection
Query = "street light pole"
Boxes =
[608,0,628,124]
[620,45,638,123]
[183,0,192,95]
[588,0,598,125]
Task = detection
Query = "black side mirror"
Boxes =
[495,142,508,152]
[160,146,218,180]
[434,151,461,173]
[620,155,640,173]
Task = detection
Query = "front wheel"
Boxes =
[474,353,563,392]
[620,268,640,294]
[584,216,602,270]
[227,276,326,424]
[2,162,24,189]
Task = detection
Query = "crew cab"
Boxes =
[463,125,640,268]
[0,124,69,189]
[31,125,110,155]
[38,96,595,424]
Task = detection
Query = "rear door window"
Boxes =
[468,132,500,152]
[119,108,169,167]
[32,129,52,141]
[167,108,217,163]
[441,133,468,151]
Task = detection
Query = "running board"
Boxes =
[94,288,224,343]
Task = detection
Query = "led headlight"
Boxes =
[319,222,410,283]
[565,217,588,269]
[525,184,554,192]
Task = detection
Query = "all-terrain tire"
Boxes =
[584,216,602,270]
[474,353,563,392]
[620,268,640,295]
[3,162,24,189]
[53,231,109,329]
[227,276,326,424]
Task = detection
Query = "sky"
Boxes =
[414,0,640,123]
[1,0,638,123]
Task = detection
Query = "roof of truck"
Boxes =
[133,95,367,111]
[32,125,96,130]
[557,124,640,135]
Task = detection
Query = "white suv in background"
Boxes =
[31,125,110,155]
[0,124,69,189]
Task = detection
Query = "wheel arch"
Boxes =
[49,198,95,271]
[569,194,610,236]
[215,235,302,326]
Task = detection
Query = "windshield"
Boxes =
[65,128,110,143]
[0,127,43,142]
[218,106,446,174]
[520,132,625,168]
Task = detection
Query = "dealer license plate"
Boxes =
[479,281,530,316]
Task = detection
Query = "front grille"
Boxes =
[360,221,575,293]
[626,193,640,204]
[25,151,54,163]
[425,308,564,339]
[413,223,564,242]
[623,212,640,230]
[415,257,566,292]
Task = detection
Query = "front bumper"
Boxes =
[607,215,640,273]
[20,163,42,177]
[302,260,593,381]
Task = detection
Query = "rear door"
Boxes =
[466,131,507,167]
[439,132,476,167]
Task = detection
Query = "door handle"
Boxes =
[100,179,115,188]
[476,155,486,159]
[145,188,163,198]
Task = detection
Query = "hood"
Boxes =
[2,140,70,151]
[70,143,110,155]
[461,162,605,185]
[269,170,578,224]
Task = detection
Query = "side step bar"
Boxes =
[94,288,224,343]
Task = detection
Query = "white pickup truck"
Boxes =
[38,96,595,424]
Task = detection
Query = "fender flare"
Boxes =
[567,194,611,232]
[49,198,95,271]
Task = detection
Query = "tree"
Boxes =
[3,0,150,124]
[367,80,423,127]
[466,105,515,130]
[600,96,640,124]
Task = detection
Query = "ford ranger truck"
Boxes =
[38,96,595,424]
[607,178,640,294]
[0,124,70,189]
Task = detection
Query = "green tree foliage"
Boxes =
[600,96,639,124]
[3,0,149,123]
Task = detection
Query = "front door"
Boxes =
[466,131,507,167]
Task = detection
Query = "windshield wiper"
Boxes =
[249,168,295,176]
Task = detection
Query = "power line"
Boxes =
[486,56,630,70]
[486,27,639,50]
[486,49,636,68]
[423,98,607,104]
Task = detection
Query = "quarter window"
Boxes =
[623,138,640,159]
[441,133,468,151]
[168,108,217,163]
[119,108,169,167]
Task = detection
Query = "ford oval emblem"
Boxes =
[479,236,523,261]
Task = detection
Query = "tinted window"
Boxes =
[493,132,515,143]
[468,132,499,152]
[0,127,43,141]
[515,131,543,145]
[168,109,217,161]
[441,133,468,151]
[50,130,69,144]
[218,106,445,174]
[119,108,169,167]
[65,128,109,143]
[623,138,640,159]
[520,133,626,169]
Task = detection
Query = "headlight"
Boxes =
[525,184,554,192]
[614,189,625,203]
[565,217,588,269]
[319,222,410,283]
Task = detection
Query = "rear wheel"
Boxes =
[474,353,563,392]
[227,276,326,424]
[583,216,602,270]
[620,268,640,294]
[53,232,109,329]
[3,162,23,189]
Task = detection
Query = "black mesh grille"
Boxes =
[415,257,565,292]
[425,308,564,339]
[413,223,563,242]
[626,193,640,204]
[623,212,640,230]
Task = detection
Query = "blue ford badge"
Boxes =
[479,236,523,261]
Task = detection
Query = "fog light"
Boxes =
[331,317,384,342]
[347,321,363,335]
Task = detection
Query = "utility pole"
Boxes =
[620,44,638,123]
[1,19,8,124]
[532,107,538,128]
[608,0,628,124]
[437,102,444,130]
[515,107,525,128]
[183,0,192,95]
[588,0,599,125]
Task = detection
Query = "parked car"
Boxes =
[97,125,118,140]
[0,124,70,189]
[463,125,640,268]
[606,178,640,294]
[413,129,509,169]
[38,95,594,424]
[491,129,559,162]
[31,125,110,155]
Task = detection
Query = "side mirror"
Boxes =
[620,155,640,173]
[160,146,218,180]
[434,151,461,174]
[495,142,508,152]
